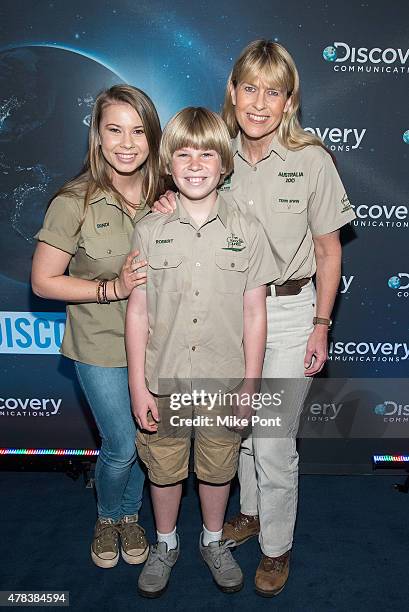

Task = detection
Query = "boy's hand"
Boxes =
[132,387,160,432]
[152,190,177,214]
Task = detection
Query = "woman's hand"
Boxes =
[115,249,147,299]
[152,190,177,214]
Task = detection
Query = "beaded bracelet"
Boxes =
[96,279,110,304]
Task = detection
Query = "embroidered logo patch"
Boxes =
[341,193,352,213]
[219,175,232,191]
[222,233,245,252]
[156,239,174,244]
[96,222,109,228]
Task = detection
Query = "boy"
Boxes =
[126,107,278,597]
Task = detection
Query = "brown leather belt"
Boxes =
[266,278,311,297]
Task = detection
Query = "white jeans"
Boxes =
[238,281,315,556]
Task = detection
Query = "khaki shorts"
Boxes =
[137,397,241,485]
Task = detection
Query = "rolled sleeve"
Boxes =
[308,152,356,237]
[35,195,82,255]
[246,219,280,291]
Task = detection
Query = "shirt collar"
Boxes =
[89,189,149,220]
[164,194,228,228]
[232,133,288,163]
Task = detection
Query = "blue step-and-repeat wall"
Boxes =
[0,0,408,470]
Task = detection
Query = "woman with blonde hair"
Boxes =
[220,39,355,596]
[155,39,355,596]
[32,84,162,569]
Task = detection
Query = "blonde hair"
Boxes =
[56,84,162,214]
[160,107,234,184]
[222,39,325,151]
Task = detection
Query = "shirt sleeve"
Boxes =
[130,221,149,292]
[245,218,280,291]
[307,150,356,237]
[35,195,83,255]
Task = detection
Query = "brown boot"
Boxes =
[222,512,260,545]
[255,550,290,597]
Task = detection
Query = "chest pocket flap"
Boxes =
[83,234,130,259]
[149,253,183,269]
[215,253,249,272]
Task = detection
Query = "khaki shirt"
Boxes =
[131,195,278,394]
[219,136,356,284]
[36,190,150,367]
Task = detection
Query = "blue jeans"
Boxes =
[75,362,145,521]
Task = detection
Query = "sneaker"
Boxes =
[222,512,260,545]
[91,518,120,569]
[119,514,149,565]
[255,550,291,597]
[199,535,244,593]
[137,538,179,598]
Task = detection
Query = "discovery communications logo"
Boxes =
[328,340,409,363]
[351,204,409,230]
[322,42,409,74]
[374,401,409,423]
[304,127,366,152]
[0,312,65,354]
[304,402,343,422]
[0,397,62,417]
[387,273,409,298]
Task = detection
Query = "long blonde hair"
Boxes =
[222,40,325,151]
[56,84,162,214]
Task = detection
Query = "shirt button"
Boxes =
[164,260,168,266]
[193,318,197,323]
[248,199,254,206]
[252,166,258,172]
[107,249,112,254]
[196,232,201,237]
[230,262,235,268]
[195,290,200,296]
[192,346,196,351]
[195,262,201,267]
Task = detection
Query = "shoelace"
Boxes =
[146,545,175,575]
[95,520,120,550]
[209,539,237,571]
[121,522,146,546]
[263,555,288,573]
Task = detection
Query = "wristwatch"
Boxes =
[313,316,332,328]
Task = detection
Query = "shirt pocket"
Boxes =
[271,198,307,214]
[215,253,249,294]
[82,234,130,277]
[148,253,184,293]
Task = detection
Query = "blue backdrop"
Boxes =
[0,0,408,468]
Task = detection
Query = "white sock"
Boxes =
[157,527,177,550]
[202,524,222,546]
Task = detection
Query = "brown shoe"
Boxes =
[255,551,290,597]
[222,512,260,546]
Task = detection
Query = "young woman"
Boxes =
[31,85,162,569]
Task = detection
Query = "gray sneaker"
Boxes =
[91,518,120,569]
[200,535,244,592]
[137,538,179,598]
[119,514,149,565]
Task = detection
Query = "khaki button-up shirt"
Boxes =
[219,136,356,284]
[36,190,150,366]
[131,195,278,394]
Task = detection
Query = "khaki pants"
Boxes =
[238,281,315,557]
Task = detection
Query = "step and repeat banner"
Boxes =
[0,0,408,469]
